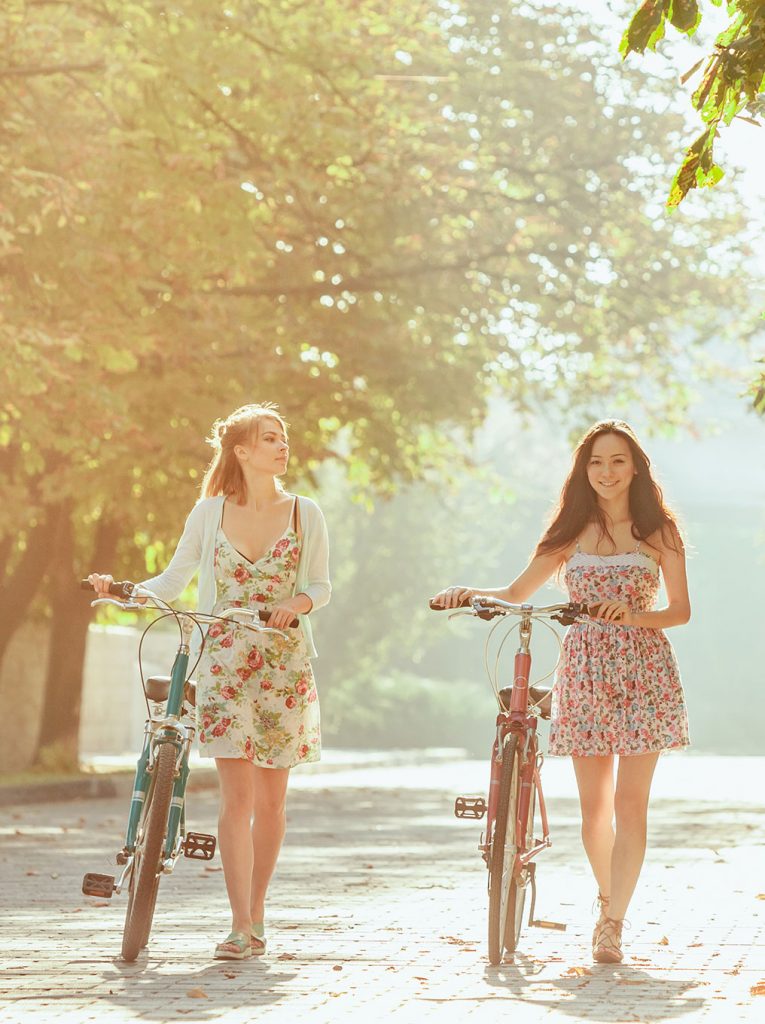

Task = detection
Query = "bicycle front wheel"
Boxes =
[487,733,524,965]
[121,741,176,962]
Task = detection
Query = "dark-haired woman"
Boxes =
[431,420,690,964]
[89,403,331,960]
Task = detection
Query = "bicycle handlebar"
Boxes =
[429,596,600,625]
[80,580,299,628]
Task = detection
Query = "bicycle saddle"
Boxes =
[145,675,197,707]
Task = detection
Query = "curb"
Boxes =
[0,775,120,807]
[0,748,467,808]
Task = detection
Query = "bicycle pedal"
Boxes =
[82,872,115,899]
[530,919,567,931]
[183,832,217,860]
[454,796,487,820]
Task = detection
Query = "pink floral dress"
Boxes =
[195,516,321,768]
[548,544,689,757]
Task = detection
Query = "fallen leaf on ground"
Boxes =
[278,953,296,961]
[750,981,765,996]
[442,935,471,945]
[25,870,40,877]
[223,972,236,979]
[689,943,702,948]
[563,966,592,977]
[757,894,765,901]
[659,936,669,945]
[332,965,343,972]
[50,873,59,879]
[89,901,111,908]
[186,988,208,999]
[203,866,222,872]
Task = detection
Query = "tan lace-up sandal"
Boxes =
[592,893,610,951]
[592,915,625,964]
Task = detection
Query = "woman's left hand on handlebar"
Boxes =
[265,600,302,630]
[430,585,474,609]
[594,601,634,625]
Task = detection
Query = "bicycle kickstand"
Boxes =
[527,864,567,932]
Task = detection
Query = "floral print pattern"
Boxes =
[548,550,689,757]
[196,524,321,768]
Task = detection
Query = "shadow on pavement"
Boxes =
[100,959,300,1019]
[481,957,705,1020]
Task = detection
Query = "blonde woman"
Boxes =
[90,403,331,959]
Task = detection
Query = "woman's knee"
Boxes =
[614,790,649,829]
[253,793,287,825]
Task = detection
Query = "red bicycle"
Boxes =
[432,595,590,964]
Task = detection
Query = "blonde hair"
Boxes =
[201,403,289,502]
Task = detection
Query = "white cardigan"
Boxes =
[140,494,331,658]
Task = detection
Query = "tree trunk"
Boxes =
[0,513,59,670]
[33,512,120,770]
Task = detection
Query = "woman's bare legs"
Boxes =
[609,752,660,920]
[216,758,257,934]
[216,760,290,935]
[574,752,660,919]
[250,767,290,923]
[573,755,615,900]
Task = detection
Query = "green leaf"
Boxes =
[620,0,670,57]
[668,0,700,35]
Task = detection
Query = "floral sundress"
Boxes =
[548,544,689,757]
[195,507,321,768]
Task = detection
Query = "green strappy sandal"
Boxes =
[214,930,253,960]
[250,922,267,955]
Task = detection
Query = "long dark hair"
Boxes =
[536,419,682,557]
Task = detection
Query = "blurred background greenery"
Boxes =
[1,0,762,771]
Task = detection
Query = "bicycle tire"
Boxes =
[502,751,537,955]
[121,742,176,962]
[488,733,521,965]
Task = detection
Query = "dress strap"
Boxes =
[575,537,581,553]
[291,495,299,533]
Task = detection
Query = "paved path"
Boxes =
[1,756,763,1023]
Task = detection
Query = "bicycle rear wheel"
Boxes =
[487,733,524,964]
[121,741,176,962]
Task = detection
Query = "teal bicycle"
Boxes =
[80,578,293,962]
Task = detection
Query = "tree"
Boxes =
[0,0,753,768]
[620,0,765,417]
[621,0,765,207]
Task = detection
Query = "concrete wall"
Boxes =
[79,624,183,757]
[0,623,184,771]
[0,622,51,772]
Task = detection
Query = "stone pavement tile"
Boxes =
[1,761,764,1024]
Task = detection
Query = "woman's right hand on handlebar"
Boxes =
[88,573,115,598]
[86,573,147,604]
[430,586,474,609]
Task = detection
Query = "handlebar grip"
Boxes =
[258,609,299,629]
[80,579,135,600]
[429,596,472,611]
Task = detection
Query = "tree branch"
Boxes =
[0,62,104,79]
